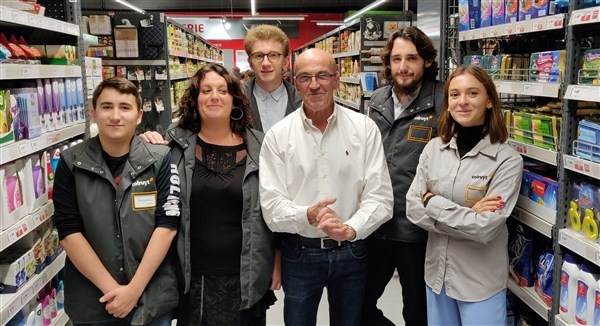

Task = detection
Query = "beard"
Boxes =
[393,76,423,98]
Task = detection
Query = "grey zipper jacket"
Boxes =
[243,78,302,132]
[368,79,445,243]
[167,126,275,309]
[57,137,179,325]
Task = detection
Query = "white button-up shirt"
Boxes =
[253,82,288,132]
[259,104,393,240]
[406,136,523,301]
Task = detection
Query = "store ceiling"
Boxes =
[81,0,417,14]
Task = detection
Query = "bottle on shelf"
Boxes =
[560,253,580,323]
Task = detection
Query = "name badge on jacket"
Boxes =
[132,191,157,211]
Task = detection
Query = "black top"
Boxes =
[456,124,485,158]
[190,137,247,276]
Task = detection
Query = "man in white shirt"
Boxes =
[259,48,393,326]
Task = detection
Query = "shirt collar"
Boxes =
[254,82,285,102]
[300,104,339,130]
[441,135,501,157]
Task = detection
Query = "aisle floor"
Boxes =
[266,273,405,325]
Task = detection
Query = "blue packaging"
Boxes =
[576,120,600,163]
[459,0,481,31]
[535,251,554,307]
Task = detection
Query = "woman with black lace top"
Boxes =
[406,66,523,325]
[161,64,278,325]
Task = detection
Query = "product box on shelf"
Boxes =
[569,180,600,241]
[581,48,600,85]
[0,89,15,146]
[492,0,506,25]
[114,26,139,58]
[43,79,55,132]
[576,119,600,163]
[0,162,26,230]
[18,153,48,214]
[51,79,63,129]
[75,78,85,122]
[518,0,533,21]
[481,0,493,27]
[35,80,48,134]
[528,50,566,83]
[1,0,45,15]
[459,0,482,31]
[0,247,33,293]
[505,0,519,23]
[88,15,112,35]
[11,88,42,141]
[532,0,551,18]
[518,169,558,223]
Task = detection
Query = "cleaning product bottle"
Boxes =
[42,294,51,326]
[576,263,599,325]
[594,277,600,325]
[49,288,57,318]
[56,280,64,310]
[560,253,580,323]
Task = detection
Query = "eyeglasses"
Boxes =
[250,52,283,63]
[295,72,337,84]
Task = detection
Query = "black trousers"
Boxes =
[360,238,428,326]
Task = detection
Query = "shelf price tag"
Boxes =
[510,141,529,154]
[22,66,35,78]
[7,222,28,245]
[33,209,48,227]
[18,142,31,155]
[559,231,586,255]
[570,85,600,102]
[495,81,512,94]
[7,300,20,320]
[533,21,545,31]
[571,11,585,25]
[522,83,545,96]
[547,15,564,29]
[564,155,595,177]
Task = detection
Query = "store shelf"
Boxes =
[103,59,167,66]
[507,139,558,166]
[0,251,66,324]
[51,309,69,326]
[554,315,573,326]
[0,201,54,251]
[494,80,561,98]
[0,123,85,165]
[564,85,600,103]
[340,77,360,84]
[332,50,360,58]
[0,64,82,80]
[563,154,600,180]
[169,49,188,58]
[559,228,600,267]
[170,73,189,80]
[569,6,600,25]
[333,96,360,110]
[511,205,554,238]
[0,5,80,36]
[507,278,549,322]
[459,14,565,41]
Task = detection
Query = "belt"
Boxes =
[291,234,353,250]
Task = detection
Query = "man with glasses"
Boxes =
[243,24,302,132]
[259,48,393,326]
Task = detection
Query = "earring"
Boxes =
[231,107,244,121]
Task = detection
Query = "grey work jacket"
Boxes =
[167,126,275,309]
[59,137,179,324]
[243,78,302,132]
[368,79,445,243]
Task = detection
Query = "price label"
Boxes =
[534,21,544,31]
[50,132,61,143]
[68,66,78,76]
[28,14,36,26]
[510,142,529,154]
[18,142,31,155]
[570,85,600,102]
[7,300,20,319]
[22,66,34,78]
[495,81,512,94]
[593,9,600,22]
[505,25,514,35]
[571,12,584,25]
[595,251,600,266]
[522,83,545,96]
[33,211,47,226]
[7,223,26,245]
[480,29,488,39]
[20,289,32,306]
[548,16,564,28]
[30,138,41,151]
[559,231,586,255]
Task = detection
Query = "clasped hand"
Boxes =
[308,198,355,241]
[99,284,143,319]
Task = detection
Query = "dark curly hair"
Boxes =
[380,26,439,84]
[176,64,252,135]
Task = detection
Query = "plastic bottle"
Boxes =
[42,294,51,326]
[576,263,599,325]
[594,278,600,325]
[560,253,580,323]
[56,280,64,310]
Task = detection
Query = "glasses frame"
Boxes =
[250,52,283,63]
[294,72,338,85]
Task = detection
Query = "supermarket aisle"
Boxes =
[266,273,405,325]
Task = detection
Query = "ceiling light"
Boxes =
[344,0,387,23]
[115,0,146,14]
[242,15,305,21]
[251,0,257,16]
[312,20,346,26]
